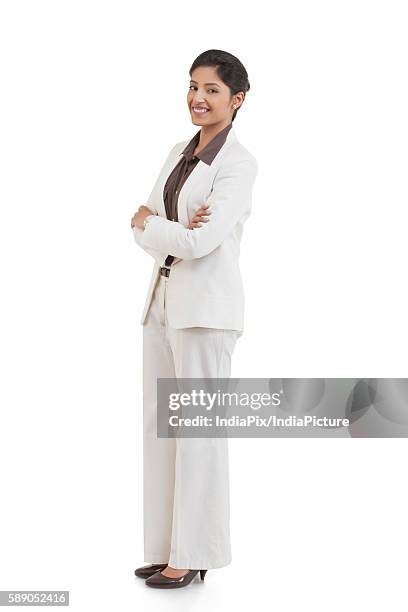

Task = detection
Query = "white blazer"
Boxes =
[132,125,258,330]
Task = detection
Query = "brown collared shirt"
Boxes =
[162,123,232,267]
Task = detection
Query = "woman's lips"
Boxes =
[192,107,210,116]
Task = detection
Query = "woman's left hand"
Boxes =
[187,204,212,229]
[131,205,155,230]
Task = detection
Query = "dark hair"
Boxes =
[189,49,251,122]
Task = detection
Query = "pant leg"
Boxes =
[142,275,176,563]
[164,292,240,570]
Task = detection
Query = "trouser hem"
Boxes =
[144,553,169,564]
[167,555,232,570]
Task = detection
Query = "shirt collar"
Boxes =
[181,122,233,166]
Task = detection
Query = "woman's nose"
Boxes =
[193,92,206,102]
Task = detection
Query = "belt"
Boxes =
[160,266,171,277]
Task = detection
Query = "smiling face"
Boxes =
[187,65,243,129]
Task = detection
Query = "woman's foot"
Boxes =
[160,565,189,578]
[134,563,168,578]
[145,568,207,588]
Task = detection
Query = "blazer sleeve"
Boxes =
[131,224,168,267]
[139,156,258,260]
[131,143,181,266]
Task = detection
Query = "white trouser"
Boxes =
[142,272,241,569]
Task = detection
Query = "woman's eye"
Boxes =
[189,86,217,93]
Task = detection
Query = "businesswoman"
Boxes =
[130,49,258,589]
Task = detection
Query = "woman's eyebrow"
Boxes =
[190,80,221,87]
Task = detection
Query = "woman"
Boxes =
[130,49,258,589]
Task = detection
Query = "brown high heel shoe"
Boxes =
[134,563,168,578]
[145,568,207,589]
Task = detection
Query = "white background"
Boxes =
[0,0,407,610]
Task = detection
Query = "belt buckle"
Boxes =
[160,266,171,277]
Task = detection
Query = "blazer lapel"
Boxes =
[176,161,212,226]
[177,126,238,226]
[155,126,238,223]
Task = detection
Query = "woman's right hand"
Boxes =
[187,204,212,229]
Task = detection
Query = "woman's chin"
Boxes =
[191,116,215,127]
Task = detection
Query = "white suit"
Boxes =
[132,126,258,330]
[132,125,257,569]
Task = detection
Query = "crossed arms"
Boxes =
[132,156,258,262]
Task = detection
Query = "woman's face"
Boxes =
[187,66,241,127]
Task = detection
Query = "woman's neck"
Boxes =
[195,121,231,154]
